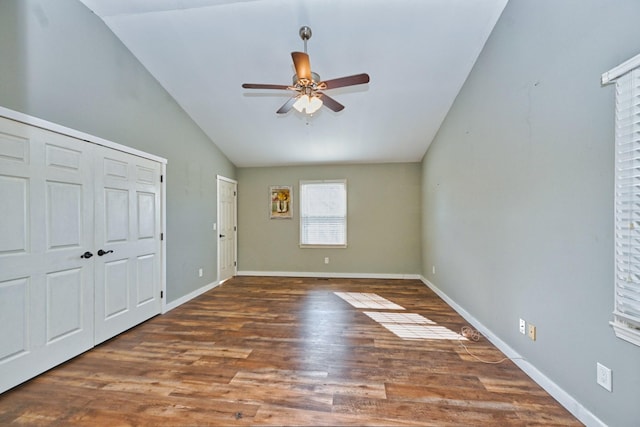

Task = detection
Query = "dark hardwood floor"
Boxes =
[0,276,581,426]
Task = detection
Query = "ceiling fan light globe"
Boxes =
[307,96,323,114]
[293,95,309,113]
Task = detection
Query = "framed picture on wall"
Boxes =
[270,186,292,219]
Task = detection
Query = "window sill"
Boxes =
[611,320,640,346]
[299,244,347,249]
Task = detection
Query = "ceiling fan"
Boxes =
[242,26,370,115]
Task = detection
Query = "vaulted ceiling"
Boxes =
[79,0,508,167]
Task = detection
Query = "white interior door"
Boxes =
[218,177,237,282]
[0,118,94,393]
[94,146,162,344]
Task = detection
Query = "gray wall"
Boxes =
[0,0,236,303]
[238,163,421,275]
[421,0,640,425]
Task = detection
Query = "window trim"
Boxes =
[604,53,640,347]
[299,179,347,248]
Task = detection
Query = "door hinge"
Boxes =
[161,233,164,241]
[161,175,164,183]
[234,261,237,267]
[234,226,237,231]
[234,191,236,196]
[160,290,164,299]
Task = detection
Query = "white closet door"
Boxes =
[0,118,94,393]
[93,146,162,344]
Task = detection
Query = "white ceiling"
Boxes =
[79,0,508,167]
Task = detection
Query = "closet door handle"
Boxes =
[219,234,225,238]
[81,251,93,259]
[97,249,114,256]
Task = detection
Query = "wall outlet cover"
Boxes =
[597,362,612,392]
[519,318,526,335]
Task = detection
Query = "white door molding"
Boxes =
[217,175,237,283]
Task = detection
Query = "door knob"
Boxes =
[219,234,225,238]
[97,249,114,256]
[80,251,93,259]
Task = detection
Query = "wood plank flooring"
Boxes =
[0,276,582,426]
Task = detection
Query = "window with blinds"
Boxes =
[299,180,347,247]
[605,54,640,346]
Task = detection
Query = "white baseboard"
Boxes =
[419,276,606,427]
[237,271,421,280]
[162,280,222,313]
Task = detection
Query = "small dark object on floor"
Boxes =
[235,412,243,420]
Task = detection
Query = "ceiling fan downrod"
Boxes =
[299,26,312,54]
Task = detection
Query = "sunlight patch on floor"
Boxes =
[363,311,466,341]
[363,312,433,324]
[333,292,405,310]
[334,292,464,341]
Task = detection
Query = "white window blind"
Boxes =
[299,180,347,247]
[612,65,640,346]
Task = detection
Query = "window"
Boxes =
[299,180,347,247]
[603,53,640,346]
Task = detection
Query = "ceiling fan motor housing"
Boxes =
[293,72,321,86]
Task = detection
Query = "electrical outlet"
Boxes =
[527,324,536,341]
[519,318,526,335]
[597,363,612,392]
[432,265,436,275]
[198,268,203,277]
[324,257,329,264]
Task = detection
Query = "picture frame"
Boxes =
[270,186,293,219]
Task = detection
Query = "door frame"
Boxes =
[217,175,237,283]
[159,161,167,312]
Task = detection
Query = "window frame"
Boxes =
[603,53,640,347]
[299,179,348,248]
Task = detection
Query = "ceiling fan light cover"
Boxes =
[292,95,307,112]
[293,95,323,114]
[307,95,323,114]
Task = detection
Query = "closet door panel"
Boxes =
[103,258,129,319]
[41,133,94,358]
[0,176,28,254]
[94,147,161,344]
[0,278,29,362]
[0,118,94,394]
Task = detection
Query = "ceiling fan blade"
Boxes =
[291,52,312,81]
[242,83,291,90]
[276,96,299,114]
[321,73,370,90]
[317,92,344,112]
